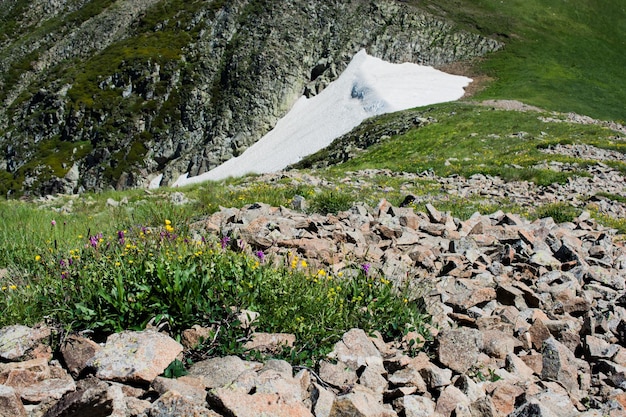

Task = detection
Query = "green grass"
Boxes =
[416,0,626,121]
[0,199,427,365]
[323,102,618,185]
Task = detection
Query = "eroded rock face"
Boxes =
[0,324,51,361]
[88,330,183,384]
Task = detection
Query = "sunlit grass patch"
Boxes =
[0,207,427,365]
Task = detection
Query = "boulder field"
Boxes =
[1,194,626,416]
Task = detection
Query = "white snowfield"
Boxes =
[171,49,471,187]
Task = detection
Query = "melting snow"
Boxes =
[171,49,471,187]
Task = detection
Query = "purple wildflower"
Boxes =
[59,259,67,267]
[255,250,265,264]
[117,230,125,245]
[89,235,98,248]
[51,220,56,226]
[61,271,68,280]
[362,263,371,276]
[220,236,231,250]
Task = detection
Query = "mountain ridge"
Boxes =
[0,0,500,197]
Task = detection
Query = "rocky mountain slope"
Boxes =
[2,194,626,416]
[0,0,500,196]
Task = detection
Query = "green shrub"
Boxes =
[534,203,580,224]
[310,190,354,214]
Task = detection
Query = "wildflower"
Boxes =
[220,236,231,250]
[61,272,68,280]
[89,235,98,248]
[165,219,171,225]
[255,250,265,264]
[117,230,125,245]
[317,269,326,277]
[51,220,56,226]
[301,260,307,268]
[362,263,371,276]
[59,259,67,267]
[9,285,17,290]
[35,255,41,262]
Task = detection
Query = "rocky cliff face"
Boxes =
[0,0,501,196]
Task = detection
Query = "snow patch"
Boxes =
[172,49,471,187]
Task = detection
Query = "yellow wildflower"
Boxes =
[317,269,326,277]
[35,255,41,261]
[300,260,307,268]
[9,285,17,290]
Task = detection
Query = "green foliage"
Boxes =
[595,192,626,204]
[0,201,427,364]
[533,203,580,224]
[588,212,626,235]
[310,190,354,214]
[163,359,189,378]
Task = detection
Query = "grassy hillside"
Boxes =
[332,103,624,184]
[420,0,626,121]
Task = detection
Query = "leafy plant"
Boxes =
[0,209,427,365]
[310,190,354,214]
[533,202,580,224]
[163,359,189,378]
